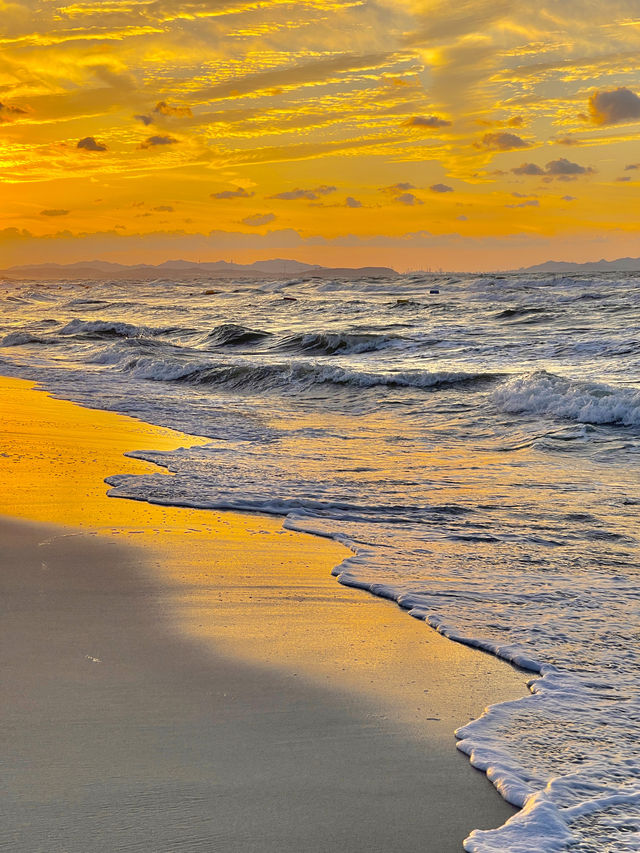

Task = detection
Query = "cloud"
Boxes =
[616,176,631,182]
[345,197,362,207]
[0,102,27,122]
[553,135,580,146]
[77,136,108,152]
[0,227,33,243]
[562,196,576,201]
[153,205,174,212]
[268,185,336,200]
[478,115,524,129]
[588,87,640,126]
[89,62,136,92]
[242,213,276,227]
[545,158,594,177]
[476,131,531,150]
[395,192,423,205]
[511,159,594,180]
[138,135,179,149]
[211,187,255,199]
[41,209,69,216]
[624,163,640,171]
[403,115,451,128]
[153,101,193,118]
[381,182,415,193]
[511,157,595,181]
[406,0,511,45]
[269,188,317,200]
[134,114,153,126]
[457,215,467,221]
[506,199,539,208]
[511,163,545,176]
[430,183,453,193]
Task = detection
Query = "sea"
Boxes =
[1,271,639,852]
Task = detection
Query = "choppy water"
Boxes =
[1,271,639,852]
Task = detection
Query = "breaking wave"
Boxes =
[492,371,640,427]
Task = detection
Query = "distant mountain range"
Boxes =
[516,256,640,273]
[0,259,396,280]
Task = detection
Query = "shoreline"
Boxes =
[1,376,527,851]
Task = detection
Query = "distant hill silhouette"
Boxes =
[516,256,640,273]
[0,259,396,280]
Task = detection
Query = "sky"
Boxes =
[1,0,640,271]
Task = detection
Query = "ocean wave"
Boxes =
[272,330,407,355]
[494,306,555,324]
[65,298,110,307]
[390,298,426,310]
[60,318,154,338]
[205,323,272,347]
[492,371,640,427]
[1,331,47,346]
[117,353,500,392]
[64,298,141,311]
[59,318,188,340]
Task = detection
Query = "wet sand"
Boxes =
[0,377,526,851]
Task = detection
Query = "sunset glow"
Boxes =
[2,0,640,270]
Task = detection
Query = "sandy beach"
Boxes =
[0,376,527,852]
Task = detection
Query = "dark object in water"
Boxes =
[430,288,440,294]
[282,295,297,301]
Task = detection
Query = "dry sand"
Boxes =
[0,376,526,852]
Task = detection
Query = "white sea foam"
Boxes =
[492,370,640,426]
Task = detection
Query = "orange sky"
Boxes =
[1,0,640,271]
